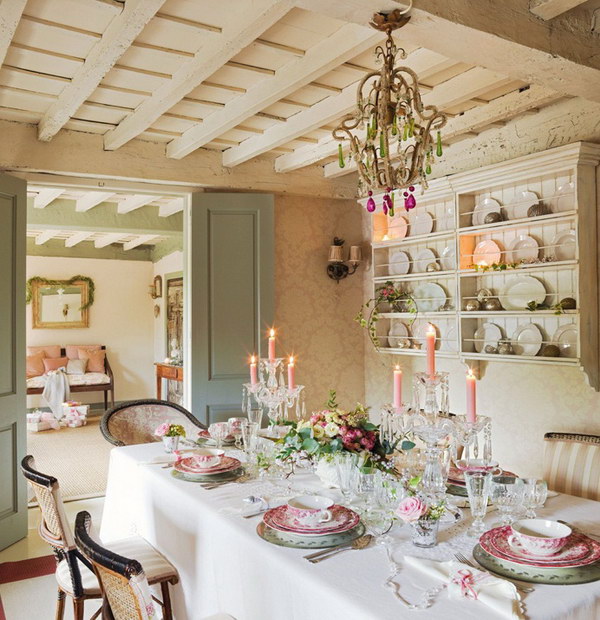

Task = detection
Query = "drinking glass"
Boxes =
[356,468,378,513]
[464,470,492,537]
[490,475,525,526]
[522,478,548,518]
[248,408,263,428]
[241,421,259,456]
[335,452,358,502]
[228,417,245,449]
[208,422,229,450]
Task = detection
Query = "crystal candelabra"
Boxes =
[380,403,413,447]
[242,357,305,425]
[452,414,493,470]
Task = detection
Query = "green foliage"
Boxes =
[526,300,566,315]
[165,424,186,438]
[401,439,416,451]
[326,390,339,410]
[25,275,96,310]
[471,262,518,273]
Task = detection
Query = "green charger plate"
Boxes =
[473,544,600,585]
[447,483,468,497]
[171,467,244,483]
[257,521,366,550]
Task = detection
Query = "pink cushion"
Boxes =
[78,348,105,373]
[27,345,61,359]
[66,345,102,360]
[26,352,46,379]
[43,357,68,373]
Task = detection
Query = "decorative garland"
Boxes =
[25,275,95,310]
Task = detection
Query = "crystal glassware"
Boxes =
[228,417,245,449]
[248,408,263,428]
[208,422,229,450]
[411,518,439,548]
[241,420,259,457]
[522,478,548,519]
[356,468,378,512]
[490,475,525,526]
[335,452,358,502]
[464,470,492,537]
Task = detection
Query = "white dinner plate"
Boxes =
[437,204,455,231]
[550,230,576,261]
[440,245,456,271]
[411,320,440,349]
[414,248,438,273]
[408,210,434,236]
[412,282,447,312]
[556,182,575,212]
[441,325,458,353]
[500,276,547,311]
[388,322,409,348]
[507,235,539,263]
[389,250,411,275]
[474,322,503,353]
[505,191,539,220]
[472,197,502,226]
[387,214,408,240]
[552,323,578,357]
[512,324,543,356]
[473,240,502,267]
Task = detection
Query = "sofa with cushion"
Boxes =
[26,345,115,410]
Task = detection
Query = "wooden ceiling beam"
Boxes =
[158,198,184,217]
[530,0,589,20]
[117,194,160,214]
[75,191,115,212]
[0,0,28,67]
[123,234,159,251]
[94,233,124,249]
[65,231,94,247]
[103,0,291,151]
[33,188,64,208]
[37,0,166,142]
[35,229,60,245]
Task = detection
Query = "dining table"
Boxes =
[100,442,600,620]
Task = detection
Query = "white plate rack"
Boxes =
[377,316,459,356]
[374,273,457,314]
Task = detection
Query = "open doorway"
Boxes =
[24,182,186,502]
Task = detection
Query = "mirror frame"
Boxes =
[31,279,90,329]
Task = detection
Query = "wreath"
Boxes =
[25,275,95,310]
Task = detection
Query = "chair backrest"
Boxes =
[543,432,600,500]
[75,511,156,620]
[101,399,207,446]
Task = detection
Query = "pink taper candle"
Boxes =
[268,328,276,362]
[250,355,258,385]
[288,356,296,390]
[393,365,402,411]
[466,368,477,423]
[426,324,436,376]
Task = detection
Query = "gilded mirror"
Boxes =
[31,279,89,328]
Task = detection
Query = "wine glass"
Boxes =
[228,417,245,449]
[490,475,525,526]
[356,468,378,514]
[522,478,548,518]
[335,452,358,502]
[464,470,492,537]
[208,422,229,450]
[248,408,263,428]
[241,421,259,457]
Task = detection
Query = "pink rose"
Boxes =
[396,496,427,523]
[154,422,170,437]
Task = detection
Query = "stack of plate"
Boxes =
[172,454,242,482]
[474,525,600,584]
[257,504,364,549]
[197,429,235,447]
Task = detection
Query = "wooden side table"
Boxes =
[154,363,184,400]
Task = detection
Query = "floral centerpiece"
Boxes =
[154,422,186,453]
[396,492,446,548]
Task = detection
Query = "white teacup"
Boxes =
[509,518,572,557]
[194,448,224,469]
[287,495,334,527]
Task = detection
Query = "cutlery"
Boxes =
[305,534,373,563]
[201,474,250,489]
[454,552,534,593]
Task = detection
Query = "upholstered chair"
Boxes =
[21,456,179,620]
[101,398,207,446]
[543,432,600,501]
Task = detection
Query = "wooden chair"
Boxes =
[543,432,600,500]
[21,456,179,620]
[101,398,207,446]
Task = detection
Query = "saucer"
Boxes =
[174,455,240,476]
[264,504,360,536]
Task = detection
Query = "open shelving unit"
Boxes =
[362,142,600,390]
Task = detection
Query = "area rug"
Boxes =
[27,418,112,502]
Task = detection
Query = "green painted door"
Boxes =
[0,173,27,551]
[187,193,274,424]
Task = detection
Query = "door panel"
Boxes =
[188,193,274,425]
[0,173,27,551]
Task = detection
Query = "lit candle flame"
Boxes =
[395,364,400,371]
[269,328,275,338]
[250,355,256,364]
[467,367,475,378]
[426,323,436,334]
[382,234,390,241]
[289,355,294,365]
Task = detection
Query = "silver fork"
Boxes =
[454,552,534,594]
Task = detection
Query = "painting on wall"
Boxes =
[166,276,183,404]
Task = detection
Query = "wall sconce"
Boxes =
[149,275,163,299]
[327,237,362,283]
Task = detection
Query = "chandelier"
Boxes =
[332,7,446,215]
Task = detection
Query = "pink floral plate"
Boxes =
[449,466,515,483]
[174,455,240,476]
[480,526,600,568]
[264,505,360,536]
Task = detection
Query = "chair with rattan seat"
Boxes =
[101,398,207,446]
[21,455,179,620]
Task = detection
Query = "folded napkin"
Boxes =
[137,450,196,466]
[404,556,524,620]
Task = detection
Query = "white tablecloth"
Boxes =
[100,443,600,620]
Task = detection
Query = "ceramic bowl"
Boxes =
[287,495,334,527]
[194,448,224,468]
[509,519,572,557]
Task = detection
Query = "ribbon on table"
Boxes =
[451,568,489,600]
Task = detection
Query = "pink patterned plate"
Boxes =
[480,526,600,568]
[175,455,240,476]
[264,505,360,536]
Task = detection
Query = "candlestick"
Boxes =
[393,365,402,411]
[268,328,276,362]
[426,324,436,376]
[466,368,477,423]
[250,355,258,386]
[288,356,296,390]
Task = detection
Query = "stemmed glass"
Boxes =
[241,421,259,457]
[228,417,245,449]
[208,422,229,450]
[335,452,358,503]
[522,478,548,518]
[248,408,263,428]
[490,476,525,526]
[355,468,378,515]
[464,470,492,537]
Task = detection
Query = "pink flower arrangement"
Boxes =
[395,496,428,523]
[154,422,186,438]
[154,422,170,437]
[339,425,377,452]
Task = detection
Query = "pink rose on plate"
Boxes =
[396,496,427,523]
[154,422,170,437]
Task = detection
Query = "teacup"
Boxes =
[287,495,334,527]
[508,518,572,557]
[193,448,224,469]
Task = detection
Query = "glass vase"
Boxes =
[411,518,439,548]
[162,435,180,453]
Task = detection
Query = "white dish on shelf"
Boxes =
[512,324,543,356]
[411,320,440,349]
[472,197,502,226]
[550,230,576,261]
[500,276,547,311]
[473,240,502,266]
[441,325,458,353]
[388,322,409,348]
[414,248,438,273]
[507,235,539,263]
[474,322,503,353]
[556,182,575,212]
[412,282,447,313]
[506,191,539,220]
[552,323,578,357]
[440,245,456,271]
[437,204,455,231]
[408,210,434,236]
[389,250,411,275]
[387,214,408,240]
